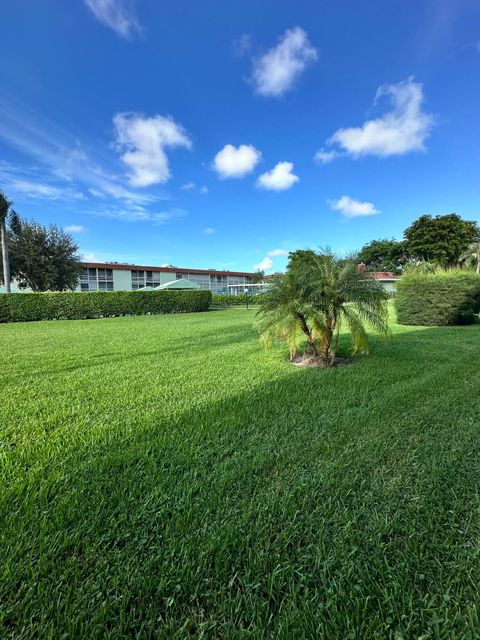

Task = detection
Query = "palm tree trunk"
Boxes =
[1,217,10,293]
[296,312,318,356]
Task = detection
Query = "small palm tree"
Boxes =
[459,242,480,274]
[255,275,318,360]
[0,191,12,293]
[256,250,390,367]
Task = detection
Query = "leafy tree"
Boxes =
[357,238,407,274]
[459,242,480,274]
[404,214,480,267]
[251,270,265,284]
[256,249,389,367]
[5,217,81,291]
[0,191,13,292]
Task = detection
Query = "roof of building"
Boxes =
[155,278,201,290]
[370,272,401,280]
[79,262,253,277]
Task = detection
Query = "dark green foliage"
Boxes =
[404,213,480,267]
[3,216,81,291]
[395,270,480,325]
[0,289,212,323]
[357,238,407,274]
[251,270,265,283]
[211,293,261,305]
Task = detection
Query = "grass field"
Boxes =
[1,308,480,639]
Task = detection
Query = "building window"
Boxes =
[187,273,210,289]
[175,273,184,280]
[98,268,114,291]
[80,267,114,291]
[131,269,161,289]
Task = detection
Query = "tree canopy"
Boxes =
[404,213,480,267]
[357,213,480,272]
[1,216,81,291]
[357,238,407,274]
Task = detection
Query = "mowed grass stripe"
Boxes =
[1,309,479,639]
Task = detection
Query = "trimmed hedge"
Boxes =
[0,289,212,323]
[395,270,480,326]
[211,293,262,306]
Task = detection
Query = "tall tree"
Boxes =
[357,238,407,274]
[0,191,12,293]
[7,217,81,291]
[404,213,480,267]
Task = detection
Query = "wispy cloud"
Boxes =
[257,162,299,191]
[202,227,216,235]
[314,149,338,165]
[267,248,288,257]
[84,205,186,225]
[233,33,252,57]
[213,144,261,179]
[251,27,317,97]
[317,78,435,160]
[83,0,142,39]
[0,97,182,226]
[329,196,380,219]
[180,182,208,195]
[0,163,85,201]
[65,224,87,233]
[113,112,192,187]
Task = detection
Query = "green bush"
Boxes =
[395,269,480,326]
[0,289,212,323]
[211,293,263,306]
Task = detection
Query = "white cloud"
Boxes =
[324,78,434,159]
[181,182,195,190]
[113,112,192,187]
[83,0,141,39]
[314,149,338,165]
[257,162,299,191]
[81,251,102,262]
[213,144,261,178]
[253,256,273,272]
[0,100,171,210]
[267,248,288,257]
[329,196,380,219]
[200,185,208,194]
[251,27,317,97]
[65,225,86,233]
[202,227,216,235]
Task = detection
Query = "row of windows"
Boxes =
[78,268,251,292]
[80,268,114,291]
[131,270,162,290]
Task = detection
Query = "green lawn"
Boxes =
[1,309,480,639]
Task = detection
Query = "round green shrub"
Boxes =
[395,269,480,326]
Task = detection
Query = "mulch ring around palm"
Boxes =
[290,354,353,368]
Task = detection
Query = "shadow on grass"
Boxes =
[2,324,480,638]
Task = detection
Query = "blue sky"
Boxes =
[0,0,479,273]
